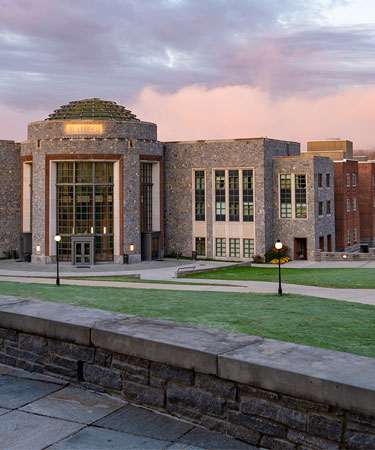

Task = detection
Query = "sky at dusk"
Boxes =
[0,0,374,150]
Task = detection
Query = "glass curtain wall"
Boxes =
[56,162,114,261]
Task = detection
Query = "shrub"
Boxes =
[252,254,264,264]
[265,244,288,263]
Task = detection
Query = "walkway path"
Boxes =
[0,259,375,305]
[0,363,253,449]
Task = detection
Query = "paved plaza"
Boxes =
[0,363,254,450]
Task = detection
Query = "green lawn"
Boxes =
[0,281,374,358]
[184,266,375,289]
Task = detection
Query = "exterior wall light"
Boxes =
[275,239,283,296]
[343,254,347,259]
[103,226,107,234]
[54,234,62,286]
[36,245,41,254]
[129,244,135,252]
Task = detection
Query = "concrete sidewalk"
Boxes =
[0,275,375,305]
[0,364,253,450]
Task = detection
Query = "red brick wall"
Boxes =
[334,160,360,250]
[358,162,375,241]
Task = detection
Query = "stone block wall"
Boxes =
[273,155,334,260]
[0,141,21,257]
[0,295,374,449]
[163,138,300,258]
[21,120,163,263]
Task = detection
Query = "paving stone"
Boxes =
[95,403,194,441]
[49,426,170,449]
[178,427,257,449]
[0,410,83,449]
[0,375,62,408]
[168,443,205,449]
[0,363,15,374]
[20,386,124,424]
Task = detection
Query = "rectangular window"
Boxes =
[318,173,322,188]
[229,170,239,221]
[229,238,240,257]
[373,174,375,186]
[318,201,323,216]
[347,198,350,212]
[141,163,153,232]
[242,170,254,222]
[353,198,357,212]
[326,200,331,215]
[215,238,226,257]
[243,239,254,258]
[347,230,351,246]
[194,171,205,221]
[195,237,205,256]
[215,170,226,221]
[326,173,330,187]
[295,175,307,218]
[280,174,292,218]
[346,174,350,187]
[352,174,356,186]
[354,229,358,244]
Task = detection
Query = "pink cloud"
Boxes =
[133,84,375,151]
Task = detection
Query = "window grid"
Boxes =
[195,237,206,256]
[318,201,323,216]
[353,198,357,212]
[346,174,350,187]
[243,239,254,258]
[229,238,240,257]
[194,171,205,221]
[215,170,226,221]
[318,173,322,188]
[215,238,226,257]
[352,174,356,186]
[141,163,153,232]
[354,229,358,244]
[347,230,351,246]
[56,162,114,261]
[280,174,292,218]
[295,175,307,218]
[243,170,254,222]
[347,198,350,212]
[229,170,239,221]
[326,200,331,215]
[326,173,330,187]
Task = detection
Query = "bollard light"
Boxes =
[275,239,283,296]
[54,234,62,286]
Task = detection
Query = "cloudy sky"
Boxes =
[1,0,374,149]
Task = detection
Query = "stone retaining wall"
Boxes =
[0,295,374,449]
[314,248,375,261]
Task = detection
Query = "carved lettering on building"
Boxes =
[64,124,103,135]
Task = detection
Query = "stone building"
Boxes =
[0,98,337,264]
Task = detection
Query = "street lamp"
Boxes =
[54,234,62,286]
[275,239,283,296]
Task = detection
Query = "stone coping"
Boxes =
[0,294,374,417]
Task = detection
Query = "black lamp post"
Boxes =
[275,239,283,296]
[54,234,62,286]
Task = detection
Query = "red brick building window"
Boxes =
[353,198,357,211]
[354,229,358,244]
[346,174,350,187]
[352,174,356,186]
[347,230,351,246]
[347,199,350,212]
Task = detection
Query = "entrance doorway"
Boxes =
[71,236,95,266]
[319,236,324,251]
[327,234,332,252]
[151,237,159,260]
[294,238,307,260]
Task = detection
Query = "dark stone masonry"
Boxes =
[0,295,374,449]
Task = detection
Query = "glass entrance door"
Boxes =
[74,242,91,265]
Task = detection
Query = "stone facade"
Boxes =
[163,138,300,259]
[21,119,163,263]
[273,155,335,260]
[0,140,21,258]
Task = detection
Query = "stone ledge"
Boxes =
[0,294,374,417]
